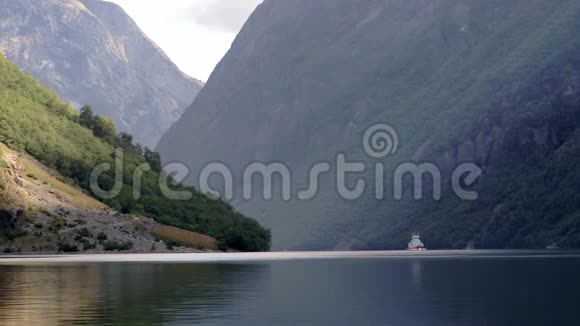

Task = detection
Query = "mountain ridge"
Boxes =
[0,0,202,147]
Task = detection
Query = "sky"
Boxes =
[107,0,263,81]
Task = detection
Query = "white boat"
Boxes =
[407,233,426,251]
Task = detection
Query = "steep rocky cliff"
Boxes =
[0,0,202,147]
[158,0,580,249]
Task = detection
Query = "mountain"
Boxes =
[0,0,202,148]
[0,53,270,253]
[158,0,580,250]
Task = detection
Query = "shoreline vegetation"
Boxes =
[0,54,271,254]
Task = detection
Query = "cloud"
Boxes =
[185,0,263,32]
[106,0,261,80]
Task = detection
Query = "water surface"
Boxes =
[0,251,579,325]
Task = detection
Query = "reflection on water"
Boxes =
[0,254,580,325]
[0,265,103,325]
[410,259,423,288]
[0,263,271,325]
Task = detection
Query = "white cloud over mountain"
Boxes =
[106,0,262,81]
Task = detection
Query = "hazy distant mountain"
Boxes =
[0,0,202,147]
[158,0,580,250]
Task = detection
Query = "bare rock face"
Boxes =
[0,0,202,147]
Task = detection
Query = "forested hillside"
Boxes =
[0,53,270,252]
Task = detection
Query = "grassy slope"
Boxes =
[0,143,105,210]
[152,225,218,251]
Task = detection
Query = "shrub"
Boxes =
[165,240,179,250]
[103,240,133,251]
[80,238,96,250]
[0,230,28,241]
[50,217,66,231]
[58,242,78,253]
[96,232,108,241]
[77,227,92,238]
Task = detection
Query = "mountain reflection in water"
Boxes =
[0,263,270,325]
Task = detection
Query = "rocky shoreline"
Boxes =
[0,206,214,255]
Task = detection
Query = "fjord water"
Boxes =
[0,252,579,325]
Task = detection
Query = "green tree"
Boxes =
[79,105,97,129]
[144,147,162,172]
[93,116,116,143]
